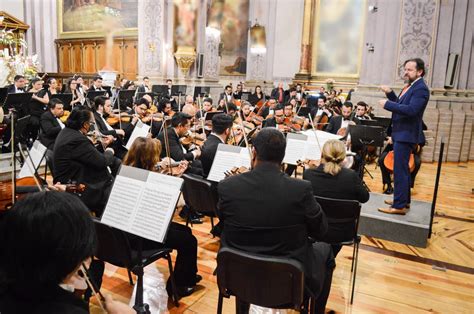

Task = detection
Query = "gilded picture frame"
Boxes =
[57,0,138,39]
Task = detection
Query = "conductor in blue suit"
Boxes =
[378,58,429,215]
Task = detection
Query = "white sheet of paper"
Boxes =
[18,140,47,178]
[101,166,183,243]
[207,144,251,182]
[283,133,308,165]
[125,120,151,150]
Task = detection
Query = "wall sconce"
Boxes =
[366,43,375,53]
[250,22,266,54]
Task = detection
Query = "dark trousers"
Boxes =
[393,141,413,208]
[141,222,198,286]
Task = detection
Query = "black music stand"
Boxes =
[152,84,167,97]
[8,115,31,204]
[135,92,155,102]
[171,85,187,96]
[51,93,73,110]
[204,111,224,121]
[86,91,107,107]
[348,124,385,189]
[0,87,8,105]
[193,86,210,99]
[296,107,311,118]
[4,92,33,118]
[115,90,135,111]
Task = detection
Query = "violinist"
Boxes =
[257,97,277,119]
[74,74,88,101]
[39,98,65,150]
[128,97,161,137]
[53,109,119,215]
[325,102,359,135]
[199,114,233,178]
[240,101,262,127]
[223,102,238,117]
[219,85,234,104]
[283,87,297,104]
[122,137,201,298]
[63,77,85,109]
[263,104,289,131]
[27,77,49,141]
[195,97,214,119]
[216,98,226,112]
[354,101,372,120]
[253,85,265,102]
[136,76,151,93]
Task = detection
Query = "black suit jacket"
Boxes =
[270,88,285,102]
[157,127,194,161]
[6,84,23,94]
[39,111,62,149]
[263,117,277,128]
[303,165,369,242]
[199,134,223,177]
[325,115,360,134]
[93,111,118,137]
[218,163,329,293]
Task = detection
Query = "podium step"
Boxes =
[359,192,432,248]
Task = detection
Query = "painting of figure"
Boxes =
[59,0,138,37]
[209,0,249,76]
[173,0,197,48]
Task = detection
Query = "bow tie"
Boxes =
[343,118,350,121]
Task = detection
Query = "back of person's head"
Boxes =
[274,103,285,112]
[212,114,233,134]
[48,98,64,110]
[321,139,346,176]
[0,192,96,287]
[93,95,108,111]
[66,108,91,130]
[123,137,161,171]
[253,128,286,164]
[171,112,192,128]
[135,97,150,108]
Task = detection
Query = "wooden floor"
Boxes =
[2,161,473,313]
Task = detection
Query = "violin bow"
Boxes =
[80,263,105,311]
[237,111,252,157]
[162,120,173,176]
[308,113,322,155]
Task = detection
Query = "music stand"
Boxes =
[86,91,107,107]
[135,92,155,102]
[103,86,112,97]
[51,93,73,110]
[204,111,224,121]
[349,124,385,188]
[193,86,210,99]
[371,116,392,129]
[152,84,167,97]
[4,92,33,118]
[9,115,31,204]
[296,107,311,118]
[0,87,8,105]
[171,85,187,96]
[115,90,135,111]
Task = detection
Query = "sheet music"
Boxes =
[283,133,308,165]
[302,130,342,161]
[125,120,151,150]
[101,166,183,243]
[18,140,47,178]
[207,144,252,182]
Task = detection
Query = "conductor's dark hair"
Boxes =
[253,128,286,164]
[48,97,64,110]
[404,58,425,76]
[212,114,233,135]
[13,75,24,82]
[0,192,96,287]
[66,108,92,130]
[171,112,192,128]
[203,97,213,105]
[93,95,108,111]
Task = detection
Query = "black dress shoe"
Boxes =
[166,280,196,299]
[194,211,204,218]
[383,185,394,195]
[195,274,202,284]
[188,215,203,224]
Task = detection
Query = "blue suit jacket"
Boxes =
[384,78,429,144]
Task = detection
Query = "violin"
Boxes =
[296,159,320,169]
[106,112,134,125]
[224,166,250,177]
[156,157,188,176]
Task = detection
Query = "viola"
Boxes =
[384,150,416,173]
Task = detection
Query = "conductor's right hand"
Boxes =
[380,86,392,94]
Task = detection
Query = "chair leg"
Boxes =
[351,241,357,272]
[166,254,180,307]
[210,217,215,229]
[127,269,134,285]
[217,292,223,314]
[350,241,360,304]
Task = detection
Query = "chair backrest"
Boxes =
[93,219,133,268]
[315,196,361,238]
[217,246,305,310]
[181,173,218,216]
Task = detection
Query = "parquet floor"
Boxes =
[2,161,473,313]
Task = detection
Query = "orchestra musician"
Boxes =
[257,97,277,119]
[219,85,234,104]
[53,109,119,215]
[27,78,49,141]
[263,104,289,132]
[199,114,233,178]
[311,96,332,127]
[253,85,265,102]
[283,87,297,104]
[378,58,429,215]
[88,75,111,97]
[122,137,201,298]
[6,74,26,94]
[73,74,88,100]
[233,83,243,100]
[0,192,134,314]
[63,77,85,109]
[195,97,214,120]
[303,139,369,256]
[136,76,151,93]
[217,128,335,314]
[39,98,65,150]
[270,82,285,104]
[325,102,359,135]
[353,101,372,120]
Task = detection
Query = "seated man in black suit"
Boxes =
[325,102,359,135]
[218,128,335,314]
[303,139,369,256]
[53,109,119,214]
[39,98,65,150]
[199,113,233,178]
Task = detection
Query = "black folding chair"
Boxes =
[181,173,218,231]
[93,219,180,306]
[315,196,361,304]
[216,246,314,313]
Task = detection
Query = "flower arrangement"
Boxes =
[0,28,42,85]
[325,78,335,91]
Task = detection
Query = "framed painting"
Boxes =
[173,0,198,49]
[208,0,249,76]
[57,0,138,39]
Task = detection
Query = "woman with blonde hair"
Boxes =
[303,139,369,256]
